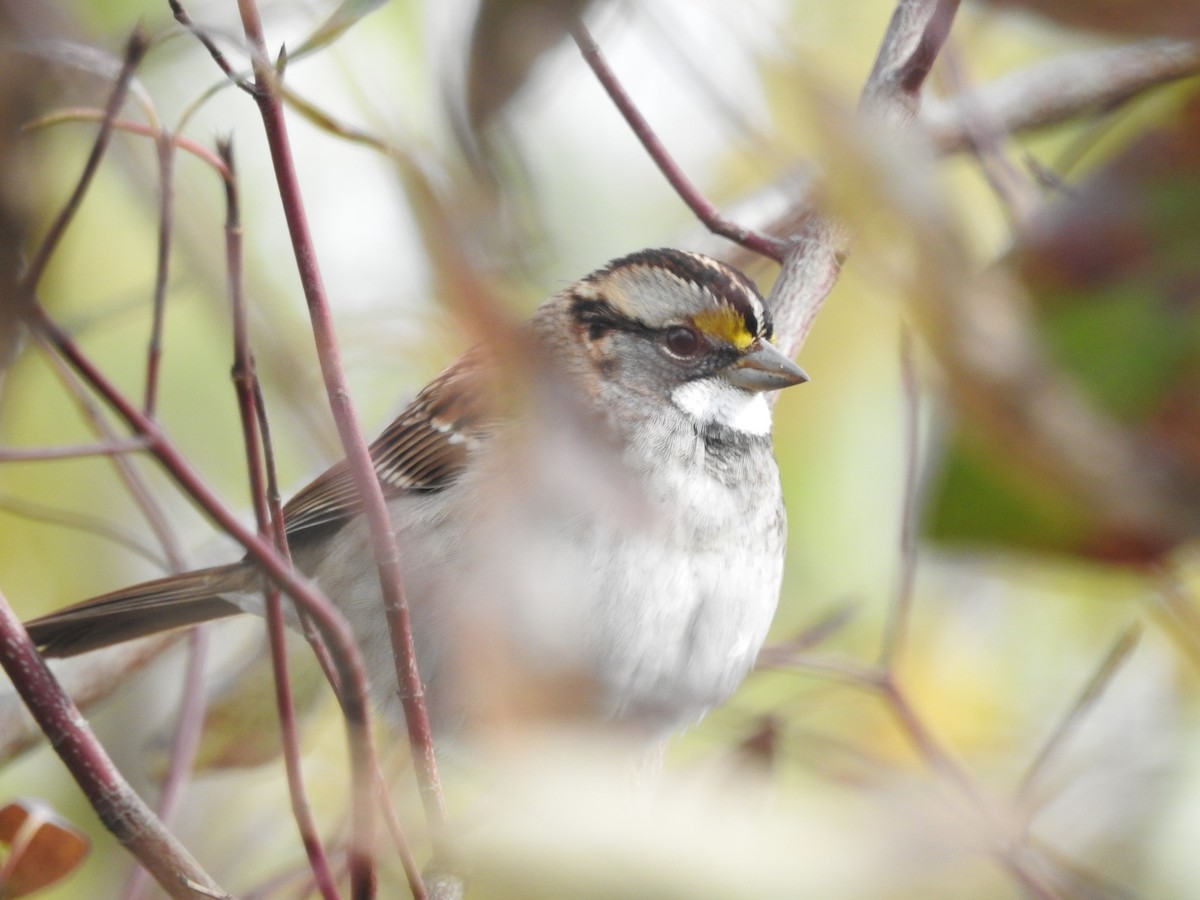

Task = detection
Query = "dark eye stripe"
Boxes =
[570,295,651,341]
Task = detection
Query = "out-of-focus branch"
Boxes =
[916,266,1200,545]
[936,42,1042,229]
[924,38,1200,154]
[17,30,146,295]
[862,0,962,125]
[23,109,233,176]
[770,0,959,357]
[0,635,182,761]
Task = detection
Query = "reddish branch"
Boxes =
[26,252,381,900]
[220,141,342,900]
[0,29,226,899]
[570,24,787,263]
[0,588,226,900]
[230,0,445,886]
[7,21,384,899]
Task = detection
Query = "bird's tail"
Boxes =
[25,563,251,658]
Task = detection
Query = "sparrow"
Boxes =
[25,248,807,736]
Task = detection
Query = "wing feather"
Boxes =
[282,348,491,539]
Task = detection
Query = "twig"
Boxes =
[763,219,845,362]
[143,127,176,417]
[28,292,389,889]
[220,139,343,900]
[29,275,382,900]
[1149,569,1200,671]
[167,0,255,95]
[232,0,446,868]
[0,586,228,899]
[34,337,187,572]
[879,328,921,668]
[861,0,961,125]
[374,761,427,900]
[127,118,211,882]
[570,23,787,262]
[924,38,1200,154]
[17,29,148,297]
[13,23,382,893]
[24,108,233,178]
[1015,623,1142,807]
[0,436,151,460]
[936,42,1041,231]
[122,625,211,900]
[0,494,165,571]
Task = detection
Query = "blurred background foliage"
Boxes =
[2,0,1200,897]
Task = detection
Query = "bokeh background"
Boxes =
[2,0,1200,897]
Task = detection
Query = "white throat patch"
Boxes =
[671,379,772,436]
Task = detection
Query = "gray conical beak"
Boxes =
[723,340,809,392]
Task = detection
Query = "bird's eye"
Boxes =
[662,326,702,359]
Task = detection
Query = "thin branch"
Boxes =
[232,0,446,869]
[759,651,883,686]
[755,602,860,668]
[122,625,210,900]
[167,0,255,95]
[1015,625,1143,805]
[28,289,381,900]
[35,337,187,572]
[0,586,227,899]
[879,328,921,668]
[143,128,176,417]
[17,94,380,900]
[0,436,151,461]
[17,29,148,297]
[875,673,979,799]
[0,494,165,570]
[220,139,342,900]
[24,108,233,178]
[1149,569,1200,672]
[374,761,426,900]
[936,42,1042,231]
[570,23,787,262]
[861,0,962,125]
[763,219,845,362]
[925,38,1200,154]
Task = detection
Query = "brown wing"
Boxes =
[27,564,248,657]
[281,347,493,539]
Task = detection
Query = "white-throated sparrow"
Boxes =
[26,249,807,735]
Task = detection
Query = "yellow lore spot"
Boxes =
[692,306,754,349]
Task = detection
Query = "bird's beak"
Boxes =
[723,340,809,392]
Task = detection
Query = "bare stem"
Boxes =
[143,129,176,417]
[0,587,227,899]
[879,328,921,668]
[168,0,255,94]
[232,0,445,882]
[925,38,1200,154]
[18,29,148,297]
[219,140,343,900]
[121,625,210,900]
[0,437,151,460]
[1015,624,1142,806]
[570,23,787,262]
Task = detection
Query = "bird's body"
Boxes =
[26,249,805,737]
